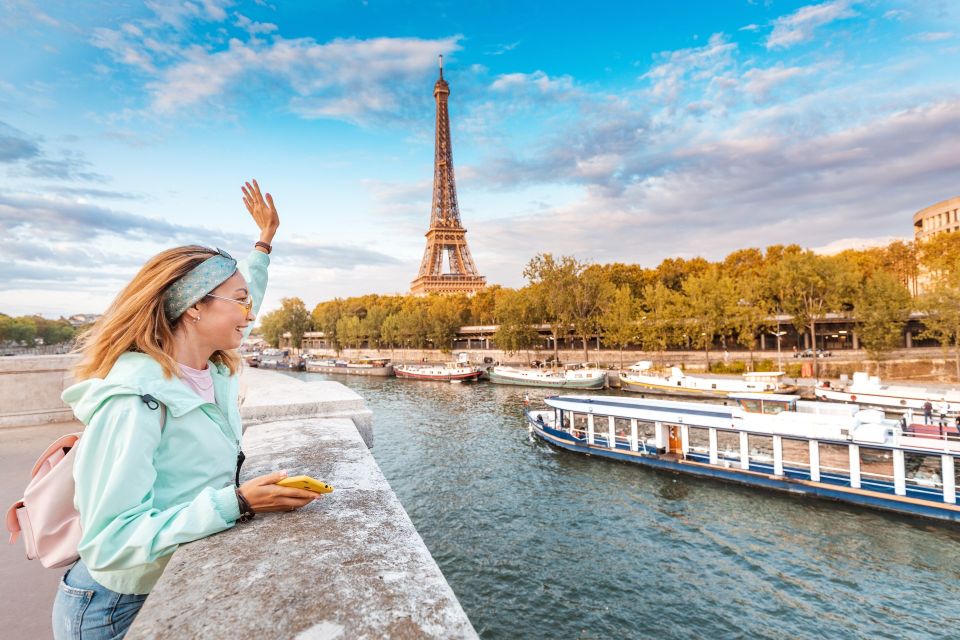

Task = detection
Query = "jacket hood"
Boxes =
[62,352,232,423]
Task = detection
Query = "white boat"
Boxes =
[488,364,606,389]
[395,362,483,382]
[526,392,960,524]
[815,372,960,415]
[305,356,394,377]
[619,362,790,398]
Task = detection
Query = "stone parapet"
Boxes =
[128,369,476,639]
[0,354,79,428]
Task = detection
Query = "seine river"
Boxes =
[291,372,960,639]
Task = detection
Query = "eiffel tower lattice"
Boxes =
[410,56,486,295]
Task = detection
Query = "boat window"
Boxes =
[781,438,810,474]
[688,427,710,455]
[748,435,774,464]
[572,413,589,438]
[739,399,762,413]
[858,447,894,491]
[637,421,656,446]
[614,417,631,438]
[818,443,850,480]
[761,401,788,415]
[904,452,943,493]
[716,430,740,465]
[711,383,717,390]
[955,458,960,498]
[677,381,682,386]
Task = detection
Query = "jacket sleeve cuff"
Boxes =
[212,484,242,523]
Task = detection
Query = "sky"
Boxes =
[1,0,959,319]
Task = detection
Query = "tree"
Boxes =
[426,295,467,353]
[679,266,737,369]
[600,286,638,369]
[570,265,615,361]
[855,272,912,361]
[732,279,772,371]
[336,315,363,349]
[637,282,680,367]
[523,254,579,361]
[493,287,540,359]
[262,298,313,351]
[919,272,960,380]
[311,298,344,352]
[767,252,857,379]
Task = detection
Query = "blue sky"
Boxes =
[2,0,959,318]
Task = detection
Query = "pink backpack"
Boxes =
[5,395,165,568]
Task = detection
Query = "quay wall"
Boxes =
[309,347,960,383]
[126,367,476,638]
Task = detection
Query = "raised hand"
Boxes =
[241,179,279,245]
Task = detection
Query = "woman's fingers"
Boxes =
[265,192,277,215]
[272,486,320,501]
[251,470,289,486]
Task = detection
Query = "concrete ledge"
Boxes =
[127,415,476,639]
[241,367,374,448]
[0,355,80,428]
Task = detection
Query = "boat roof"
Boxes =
[545,394,737,427]
[728,393,800,402]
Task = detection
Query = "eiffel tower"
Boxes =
[410,56,486,296]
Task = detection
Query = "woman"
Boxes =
[52,180,319,640]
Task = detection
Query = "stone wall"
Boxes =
[0,355,79,428]
[128,367,477,639]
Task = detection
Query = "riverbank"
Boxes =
[308,346,960,383]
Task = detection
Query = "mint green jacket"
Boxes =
[61,250,269,595]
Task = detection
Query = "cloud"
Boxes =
[490,70,575,95]
[91,11,463,126]
[883,9,910,21]
[742,64,816,101]
[485,41,520,56]
[643,33,737,105]
[18,152,108,182]
[0,121,40,162]
[910,31,954,42]
[470,99,960,277]
[767,0,857,49]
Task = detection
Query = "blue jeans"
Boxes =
[52,559,148,640]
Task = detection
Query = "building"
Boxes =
[913,196,960,240]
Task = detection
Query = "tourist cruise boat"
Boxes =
[489,364,606,389]
[304,356,394,377]
[815,372,960,415]
[619,363,789,398]
[395,362,483,382]
[526,393,960,523]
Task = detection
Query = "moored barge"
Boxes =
[526,393,960,523]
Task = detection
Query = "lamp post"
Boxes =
[768,329,787,372]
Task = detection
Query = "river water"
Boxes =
[290,372,960,639]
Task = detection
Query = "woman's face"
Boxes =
[194,271,254,351]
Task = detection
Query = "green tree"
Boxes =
[493,287,540,360]
[919,273,960,380]
[523,254,579,361]
[259,309,284,347]
[426,295,467,353]
[336,315,363,350]
[262,298,313,351]
[767,252,857,379]
[311,298,344,352]
[600,285,638,369]
[733,274,772,371]
[637,282,680,367]
[571,265,615,362]
[680,266,737,369]
[855,272,912,361]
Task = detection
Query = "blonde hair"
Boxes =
[73,245,241,381]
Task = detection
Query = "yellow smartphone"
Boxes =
[276,475,334,494]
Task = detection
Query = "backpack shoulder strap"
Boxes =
[140,394,167,432]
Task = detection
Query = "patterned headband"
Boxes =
[163,248,238,321]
